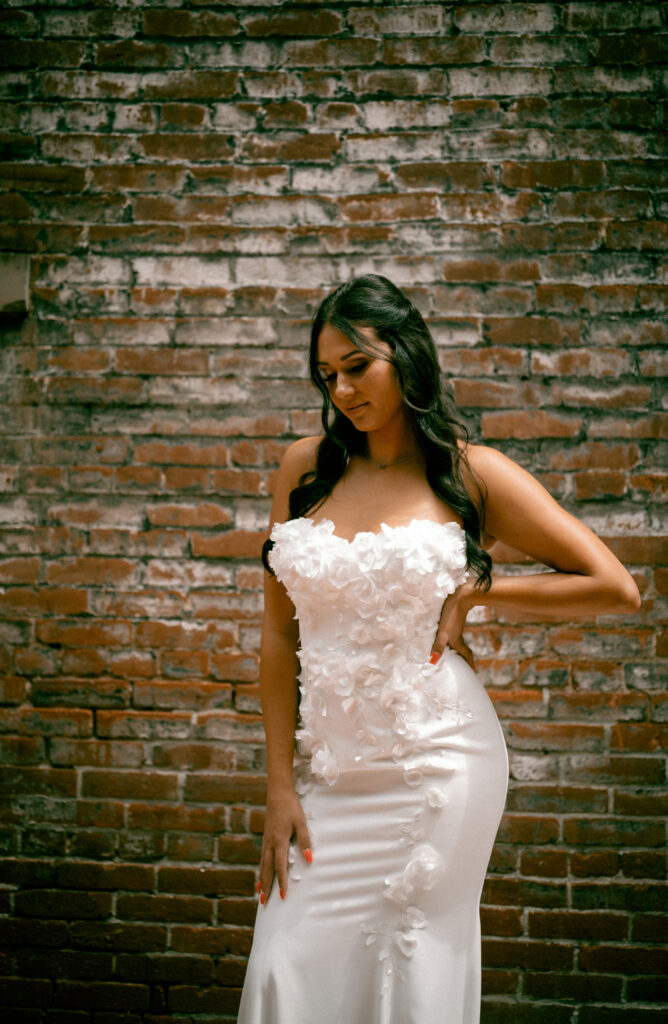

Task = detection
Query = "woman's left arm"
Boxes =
[431,445,641,666]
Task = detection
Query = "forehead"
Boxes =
[316,322,388,365]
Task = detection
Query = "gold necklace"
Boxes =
[368,450,418,471]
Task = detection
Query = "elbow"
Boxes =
[610,574,641,615]
[622,579,642,615]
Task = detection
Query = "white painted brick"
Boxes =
[41,133,138,163]
[73,320,171,347]
[0,498,37,525]
[447,128,552,159]
[291,165,384,193]
[112,104,158,132]
[132,257,231,287]
[229,196,337,227]
[37,256,130,286]
[36,71,143,100]
[148,377,251,405]
[189,41,275,68]
[454,3,557,33]
[43,10,140,36]
[363,100,450,131]
[235,256,342,287]
[449,68,553,97]
[563,2,663,31]
[556,67,655,95]
[346,131,443,162]
[211,103,259,130]
[47,499,146,529]
[348,5,446,36]
[174,318,278,348]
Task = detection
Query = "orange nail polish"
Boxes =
[429,651,440,665]
[256,880,261,893]
[260,891,266,905]
[280,888,285,900]
[304,848,313,864]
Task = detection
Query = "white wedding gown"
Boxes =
[237,517,509,1024]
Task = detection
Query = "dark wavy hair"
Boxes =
[263,274,492,589]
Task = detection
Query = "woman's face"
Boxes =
[316,323,406,433]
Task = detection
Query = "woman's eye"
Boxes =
[321,361,368,386]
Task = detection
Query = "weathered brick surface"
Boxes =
[0,2,666,1021]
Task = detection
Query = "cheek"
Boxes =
[373,364,402,405]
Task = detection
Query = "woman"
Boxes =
[237,275,639,1024]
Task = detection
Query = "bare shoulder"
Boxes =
[461,442,550,507]
[269,435,322,525]
[279,435,321,487]
[461,442,519,483]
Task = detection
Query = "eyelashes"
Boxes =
[321,361,369,386]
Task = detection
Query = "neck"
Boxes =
[365,414,417,468]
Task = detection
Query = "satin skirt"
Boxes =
[238,655,508,1024]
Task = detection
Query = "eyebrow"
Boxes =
[317,350,365,367]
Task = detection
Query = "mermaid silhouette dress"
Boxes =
[237,517,508,1024]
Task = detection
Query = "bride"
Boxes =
[237,274,639,1024]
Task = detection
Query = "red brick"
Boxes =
[116,893,213,923]
[158,865,255,897]
[143,9,239,37]
[127,802,227,834]
[191,530,263,559]
[503,160,605,189]
[241,132,340,162]
[482,410,583,439]
[0,677,27,705]
[520,850,569,878]
[244,10,342,37]
[0,767,76,797]
[574,470,627,500]
[184,773,266,806]
[133,680,232,711]
[36,620,131,647]
[0,587,89,617]
[482,937,573,969]
[0,558,39,584]
[49,738,144,769]
[171,924,252,956]
[69,921,166,952]
[31,677,130,708]
[81,770,179,801]
[14,888,111,920]
[0,976,52,1008]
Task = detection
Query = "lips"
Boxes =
[346,402,369,414]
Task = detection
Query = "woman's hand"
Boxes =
[430,580,477,669]
[258,785,312,904]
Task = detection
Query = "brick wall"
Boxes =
[0,2,666,1021]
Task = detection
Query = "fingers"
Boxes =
[429,632,447,664]
[257,819,313,907]
[450,638,476,670]
[258,840,273,906]
[274,841,288,904]
[295,818,313,865]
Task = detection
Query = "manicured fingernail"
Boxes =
[280,888,285,900]
[260,891,266,905]
[256,880,261,893]
[304,849,313,864]
[429,651,440,665]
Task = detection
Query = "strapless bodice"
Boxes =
[268,517,472,785]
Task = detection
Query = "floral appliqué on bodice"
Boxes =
[268,517,475,994]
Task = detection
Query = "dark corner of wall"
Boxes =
[0,253,30,330]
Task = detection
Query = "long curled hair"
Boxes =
[264,274,492,590]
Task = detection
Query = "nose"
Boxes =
[334,374,354,400]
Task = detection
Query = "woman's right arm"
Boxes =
[257,436,320,904]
